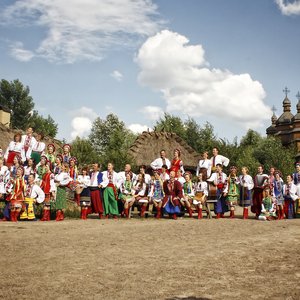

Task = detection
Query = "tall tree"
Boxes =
[29,110,58,138]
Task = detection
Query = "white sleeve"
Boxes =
[150,158,159,170]
[221,155,230,167]
[33,185,45,203]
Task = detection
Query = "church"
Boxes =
[266,87,300,158]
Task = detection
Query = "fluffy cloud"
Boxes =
[10,42,35,62]
[275,0,300,16]
[128,123,152,133]
[70,106,98,139]
[110,70,123,81]
[136,30,271,129]
[140,106,164,121]
[1,0,162,63]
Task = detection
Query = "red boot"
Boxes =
[230,210,235,219]
[156,207,161,219]
[243,208,248,219]
[187,207,193,218]
[173,213,177,220]
[41,209,48,221]
[60,211,64,221]
[74,194,80,206]
[15,210,20,221]
[55,210,61,221]
[124,208,129,218]
[197,208,203,219]
[216,213,221,219]
[140,205,146,218]
[80,209,85,220]
[10,210,16,222]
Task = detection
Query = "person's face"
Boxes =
[198,174,203,181]
[41,158,46,166]
[170,171,175,179]
[241,167,247,175]
[28,159,33,166]
[296,165,300,172]
[63,146,69,153]
[108,163,113,171]
[160,151,166,159]
[26,127,33,135]
[82,169,87,176]
[93,164,98,171]
[36,134,42,141]
[13,157,19,164]
[45,164,50,172]
[177,170,181,177]
[28,174,35,184]
[174,150,179,157]
[48,146,54,154]
[265,189,270,196]
[14,135,21,142]
[125,173,131,181]
[216,165,222,173]
[258,166,263,173]
[212,148,218,156]
[70,160,75,167]
[140,167,145,174]
[125,164,131,172]
[55,158,61,164]
[287,175,292,183]
[203,152,208,159]
[270,167,275,175]
[184,174,190,182]
[275,173,280,180]
[17,168,23,177]
[154,173,160,180]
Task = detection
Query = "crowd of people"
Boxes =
[0,127,300,222]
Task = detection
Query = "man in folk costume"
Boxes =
[21,127,36,162]
[238,167,254,219]
[283,174,298,219]
[193,173,208,219]
[182,172,195,218]
[226,166,240,219]
[207,164,228,219]
[292,162,300,218]
[20,174,45,220]
[62,144,71,164]
[26,132,45,164]
[148,171,164,219]
[0,157,10,221]
[89,163,104,219]
[196,151,212,181]
[210,147,229,174]
[162,170,183,220]
[101,162,119,219]
[251,165,269,219]
[150,149,171,173]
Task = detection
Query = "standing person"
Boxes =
[76,167,91,220]
[210,147,229,174]
[45,144,56,170]
[238,167,254,219]
[273,171,284,220]
[119,173,134,218]
[89,163,104,219]
[207,164,228,219]
[258,186,277,221]
[162,170,183,220]
[292,163,300,218]
[54,163,72,221]
[196,151,212,181]
[10,155,22,179]
[160,164,170,182]
[117,163,136,187]
[26,132,45,164]
[36,155,48,184]
[182,172,195,218]
[24,158,36,183]
[53,154,63,175]
[101,162,119,219]
[193,173,208,219]
[251,165,269,219]
[62,144,71,164]
[283,174,298,219]
[132,173,148,218]
[170,149,184,174]
[21,127,36,162]
[150,149,171,173]
[4,133,25,167]
[226,166,240,219]
[268,167,276,194]
[0,157,10,221]
[148,171,164,219]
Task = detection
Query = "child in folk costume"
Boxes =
[132,173,148,218]
[283,174,298,219]
[207,164,228,219]
[4,133,25,167]
[101,162,119,219]
[54,163,72,221]
[24,158,36,183]
[26,132,45,164]
[148,171,164,219]
[40,163,56,221]
[258,186,277,221]
[45,144,56,170]
[162,170,183,220]
[119,172,134,218]
[20,174,45,220]
[226,166,240,219]
[238,167,254,219]
[194,173,209,219]
[6,166,26,222]
[170,148,184,174]
[0,157,10,221]
[76,167,91,220]
[62,144,71,164]
[292,162,300,218]
[181,172,195,218]
[273,171,285,220]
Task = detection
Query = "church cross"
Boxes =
[271,105,277,114]
[283,86,290,97]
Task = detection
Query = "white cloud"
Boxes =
[70,106,98,139]
[140,105,164,121]
[128,123,152,133]
[10,41,35,62]
[136,30,271,129]
[110,70,123,81]
[275,0,300,16]
[1,0,163,63]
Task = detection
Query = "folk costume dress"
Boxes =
[292,171,300,218]
[226,175,240,217]
[102,170,119,216]
[251,173,269,218]
[120,180,134,203]
[26,140,45,164]
[4,141,25,166]
[54,172,72,210]
[89,171,104,216]
[238,174,254,207]
[21,134,36,160]
[0,165,10,220]
[196,159,212,180]
[148,178,164,203]
[40,171,55,221]
[77,174,91,220]
[193,180,209,219]
[170,158,184,174]
[258,196,277,221]
[283,182,298,219]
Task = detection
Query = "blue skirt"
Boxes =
[164,199,181,214]
[214,189,229,214]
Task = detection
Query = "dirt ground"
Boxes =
[0,207,299,300]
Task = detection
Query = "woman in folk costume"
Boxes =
[45,144,56,170]
[292,162,300,218]
[283,174,298,219]
[119,172,134,218]
[69,157,79,205]
[36,155,48,184]
[54,162,72,221]
[268,166,276,194]
[160,164,170,182]
[148,171,164,219]
[132,173,148,218]
[258,186,277,221]
[4,133,25,167]
[53,154,63,175]
[0,157,10,221]
[6,166,26,222]
[207,164,228,219]
[20,174,45,220]
[101,162,119,218]
[76,167,91,220]
[181,172,195,218]
[170,148,184,174]
[196,151,212,181]
[26,132,45,164]
[24,158,36,183]
[10,154,22,179]
[40,162,56,221]
[193,173,209,219]
[162,170,183,220]
[273,171,284,220]
[238,167,254,219]
[89,163,104,218]
[62,144,71,164]
[226,166,240,219]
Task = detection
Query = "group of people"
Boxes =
[0,127,300,222]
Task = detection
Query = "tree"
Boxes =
[0,79,34,129]
[29,110,58,138]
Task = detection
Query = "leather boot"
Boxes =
[124,208,129,218]
[216,213,221,219]
[60,210,64,221]
[187,207,193,218]
[55,210,61,221]
[197,208,203,219]
[140,205,146,218]
[156,207,161,219]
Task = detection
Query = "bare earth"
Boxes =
[0,208,299,300]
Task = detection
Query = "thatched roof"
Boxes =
[128,131,201,169]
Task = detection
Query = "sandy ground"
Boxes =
[0,208,299,300]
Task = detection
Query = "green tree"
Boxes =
[29,110,58,138]
[0,79,34,129]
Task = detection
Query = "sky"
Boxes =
[0,0,300,143]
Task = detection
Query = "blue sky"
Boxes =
[0,0,299,142]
